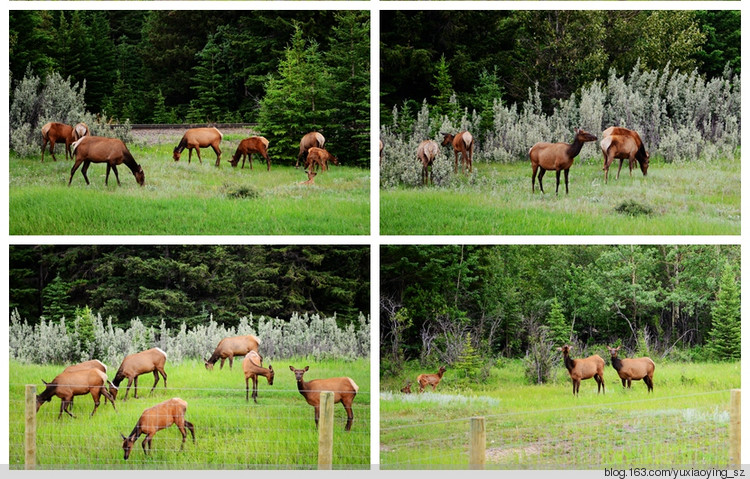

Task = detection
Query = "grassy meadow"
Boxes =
[380,156,740,235]
[9,358,370,469]
[380,360,740,468]
[10,131,370,235]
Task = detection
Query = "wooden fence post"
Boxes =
[469,416,486,470]
[729,389,741,468]
[318,391,334,470]
[25,384,37,470]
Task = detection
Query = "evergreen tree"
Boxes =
[431,54,454,117]
[454,332,483,379]
[42,275,75,321]
[188,32,230,122]
[545,297,570,346]
[707,263,741,361]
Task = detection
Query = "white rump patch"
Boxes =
[71,135,88,153]
[348,378,360,392]
[600,136,613,153]
[154,347,167,359]
[461,131,473,147]
[94,359,107,372]
[250,334,261,345]
[215,127,223,139]
[315,132,325,147]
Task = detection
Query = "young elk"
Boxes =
[557,345,605,396]
[606,346,655,392]
[289,366,359,431]
[36,368,117,419]
[111,348,168,401]
[305,147,339,172]
[417,366,447,393]
[205,334,261,371]
[417,139,440,186]
[400,380,412,394]
[299,170,317,185]
[230,136,270,171]
[41,122,75,162]
[121,398,195,460]
[529,128,597,195]
[243,351,274,403]
[441,131,474,174]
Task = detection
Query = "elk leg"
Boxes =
[220,358,226,370]
[90,392,101,417]
[65,140,72,161]
[212,145,221,167]
[264,152,271,171]
[616,158,625,180]
[241,154,246,169]
[177,422,187,450]
[252,376,258,404]
[41,138,48,162]
[150,370,160,394]
[248,153,253,170]
[228,356,234,370]
[142,435,150,454]
[246,377,250,402]
[112,165,121,186]
[537,169,546,194]
[50,139,59,162]
[314,406,320,428]
[64,399,76,418]
[531,164,538,193]
[343,402,354,431]
[80,161,92,185]
[454,151,459,174]
[69,159,85,186]
[564,168,570,195]
[554,170,562,195]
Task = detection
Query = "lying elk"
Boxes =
[417,366,446,393]
[173,127,223,166]
[290,366,359,431]
[529,128,597,195]
[417,139,440,186]
[400,380,412,394]
[69,136,145,187]
[297,131,325,168]
[111,348,168,401]
[36,368,117,419]
[600,126,649,184]
[73,122,89,141]
[230,136,270,171]
[441,131,474,174]
[41,122,75,162]
[606,346,655,392]
[557,345,605,396]
[305,147,339,172]
[205,334,261,371]
[243,351,274,403]
[121,398,195,460]
[300,170,317,185]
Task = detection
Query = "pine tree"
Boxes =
[454,332,482,379]
[431,55,454,117]
[707,263,741,361]
[188,33,230,123]
[42,274,75,320]
[545,297,570,346]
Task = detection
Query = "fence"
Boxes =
[11,384,369,470]
[381,389,739,469]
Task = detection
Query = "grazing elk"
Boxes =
[173,127,223,166]
[36,368,117,419]
[73,122,89,141]
[441,131,474,174]
[69,136,145,187]
[289,366,359,431]
[205,334,261,371]
[300,170,317,185]
[529,128,597,195]
[417,139,440,186]
[63,359,107,374]
[557,345,605,396]
[305,147,339,172]
[41,122,75,162]
[400,380,412,394]
[600,127,649,183]
[606,346,655,392]
[243,351,274,403]
[417,366,447,393]
[121,398,195,460]
[297,132,325,168]
[111,348,168,401]
[230,136,270,171]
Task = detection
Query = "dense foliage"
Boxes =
[381,245,740,374]
[10,245,369,328]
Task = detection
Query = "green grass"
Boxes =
[380,157,740,235]
[381,360,740,468]
[10,139,369,235]
[9,358,370,469]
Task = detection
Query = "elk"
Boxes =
[243,351,274,403]
[205,334,261,370]
[600,127,649,183]
[36,368,117,419]
[305,147,339,172]
[441,131,474,174]
[289,366,359,431]
[73,122,89,141]
[297,132,325,168]
[41,122,75,162]
[557,345,605,396]
[417,366,446,393]
[121,398,195,460]
[379,139,384,166]
[606,346,655,392]
[417,139,440,186]
[300,170,317,185]
[230,136,270,171]
[111,348,168,401]
[400,380,412,394]
[173,127,223,166]
[63,359,107,374]
[68,136,145,187]
[529,128,597,195]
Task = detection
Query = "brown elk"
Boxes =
[305,147,339,172]
[243,351,274,403]
[230,136,270,171]
[441,131,474,174]
[289,366,359,431]
[379,139,384,166]
[600,127,649,183]
[63,359,107,374]
[36,368,117,419]
[41,122,75,162]
[529,128,597,195]
[606,346,655,392]
[121,398,195,460]
[68,136,145,187]
[400,380,412,394]
[111,348,168,401]
[297,132,325,168]
[300,170,317,185]
[417,139,440,186]
[205,334,261,371]
[557,345,605,396]
[173,127,223,166]
[417,366,447,393]
[73,122,89,141]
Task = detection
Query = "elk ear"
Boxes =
[289,366,295,372]
[304,366,309,372]
[41,379,48,385]
[268,365,273,371]
[121,433,128,440]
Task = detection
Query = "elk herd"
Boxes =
[34,334,361,461]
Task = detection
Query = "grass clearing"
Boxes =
[380,157,740,235]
